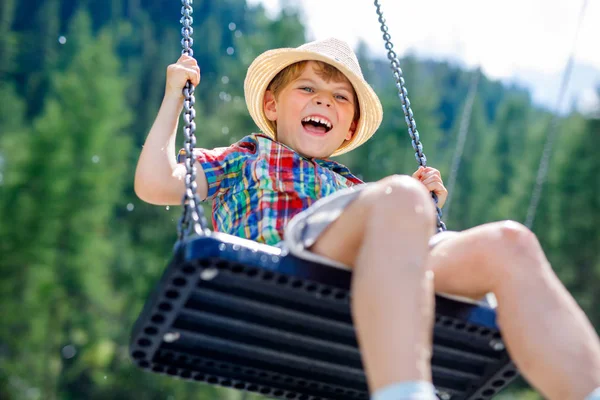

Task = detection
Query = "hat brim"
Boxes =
[244,47,383,156]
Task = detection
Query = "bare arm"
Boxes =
[134,55,208,205]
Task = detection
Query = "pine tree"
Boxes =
[0,9,132,399]
[547,113,600,324]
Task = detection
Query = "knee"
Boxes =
[483,220,545,277]
[366,174,435,225]
[492,220,539,251]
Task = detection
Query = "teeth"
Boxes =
[302,116,332,129]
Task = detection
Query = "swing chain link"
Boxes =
[373,0,446,232]
[177,0,209,242]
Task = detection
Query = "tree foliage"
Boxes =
[1,1,598,399]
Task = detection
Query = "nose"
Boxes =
[314,95,332,108]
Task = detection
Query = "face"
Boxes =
[263,61,358,159]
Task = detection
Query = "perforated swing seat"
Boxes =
[130,232,518,400]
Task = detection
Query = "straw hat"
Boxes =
[244,38,383,156]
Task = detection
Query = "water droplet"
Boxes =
[221,76,229,84]
[228,22,236,31]
[126,203,134,212]
[61,344,77,359]
[103,375,107,380]
[235,30,243,38]
[0,172,3,185]
[58,36,67,44]
[200,268,219,281]
[221,126,229,135]
[163,332,180,343]
[165,206,170,210]
[92,155,100,163]
[226,47,234,56]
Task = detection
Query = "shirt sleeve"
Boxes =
[177,136,257,201]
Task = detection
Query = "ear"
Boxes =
[263,90,278,122]
[345,120,357,141]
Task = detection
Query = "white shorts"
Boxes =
[283,184,455,270]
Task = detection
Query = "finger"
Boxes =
[178,53,192,63]
[181,57,198,66]
[424,170,441,179]
[422,174,442,184]
[412,166,425,179]
[186,69,199,86]
[424,182,446,196]
[192,66,201,86]
[420,175,444,188]
[422,177,444,189]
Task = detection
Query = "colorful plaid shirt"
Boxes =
[180,134,363,246]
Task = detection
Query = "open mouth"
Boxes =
[301,116,333,134]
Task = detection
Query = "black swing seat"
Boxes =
[130,232,518,400]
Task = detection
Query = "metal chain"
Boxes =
[373,0,446,232]
[525,0,588,230]
[443,68,480,221]
[177,0,209,242]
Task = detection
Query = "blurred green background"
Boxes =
[0,0,598,399]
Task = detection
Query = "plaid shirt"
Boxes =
[180,134,363,245]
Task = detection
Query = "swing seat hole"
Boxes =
[182,265,196,274]
[151,314,165,324]
[144,326,158,336]
[172,277,187,287]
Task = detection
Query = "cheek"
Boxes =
[340,105,356,125]
[282,98,303,122]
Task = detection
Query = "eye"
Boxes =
[335,94,349,101]
[300,86,314,93]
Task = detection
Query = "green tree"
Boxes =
[0,10,131,399]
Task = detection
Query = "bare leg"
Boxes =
[311,175,437,392]
[427,222,600,400]
[310,177,600,399]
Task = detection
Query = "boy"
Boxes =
[135,38,600,399]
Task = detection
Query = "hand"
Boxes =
[412,166,448,208]
[165,54,201,98]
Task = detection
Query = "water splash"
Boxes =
[58,36,67,44]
